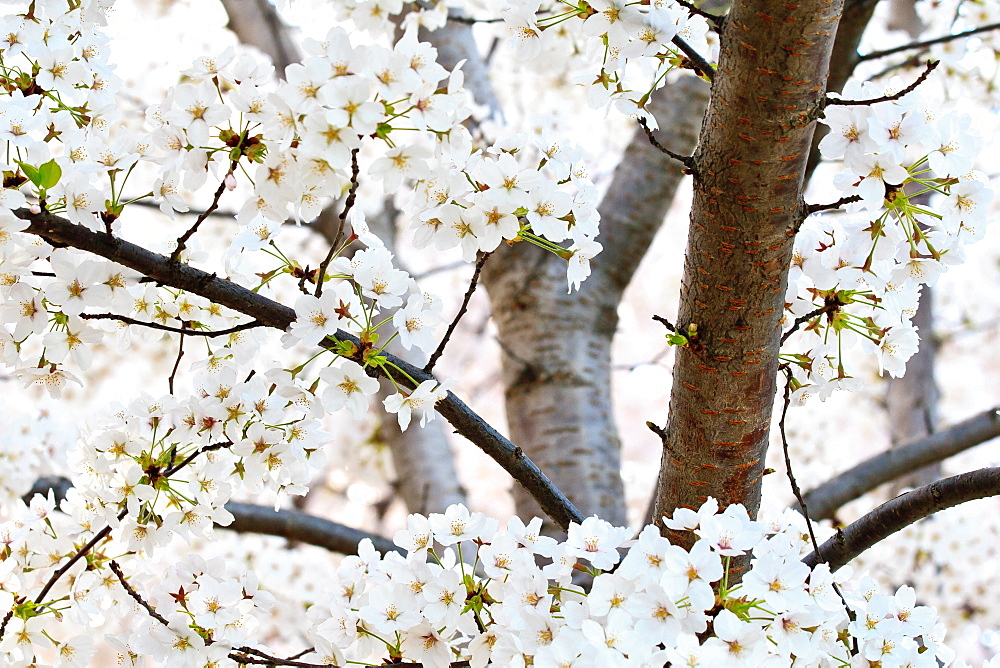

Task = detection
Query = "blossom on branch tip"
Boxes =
[383,378,449,430]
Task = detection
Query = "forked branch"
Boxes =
[16,207,584,530]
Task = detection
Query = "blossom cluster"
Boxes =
[330,0,714,124]
[0,491,953,666]
[0,493,965,667]
[782,77,993,402]
[0,0,600,422]
[498,0,714,123]
[0,0,997,666]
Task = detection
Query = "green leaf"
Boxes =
[37,159,61,189]
[17,161,41,187]
[666,333,688,347]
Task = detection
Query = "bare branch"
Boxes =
[315,148,360,298]
[805,194,862,215]
[224,502,403,556]
[803,467,1000,571]
[167,323,185,395]
[780,303,838,344]
[637,119,697,172]
[652,314,677,333]
[778,368,824,557]
[826,60,938,106]
[424,251,491,374]
[672,35,715,82]
[800,406,1000,520]
[109,560,171,627]
[779,368,853,617]
[16,208,584,530]
[171,160,238,263]
[858,21,1000,62]
[80,313,264,338]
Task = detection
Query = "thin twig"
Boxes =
[446,13,504,24]
[805,194,862,215]
[780,304,838,344]
[779,368,824,558]
[171,160,238,263]
[826,60,938,106]
[168,323,186,394]
[651,314,677,333]
[109,560,171,627]
[424,251,492,374]
[229,646,330,668]
[81,313,263,338]
[315,148,360,298]
[858,21,1000,62]
[31,513,123,613]
[284,648,317,661]
[672,35,715,82]
[163,440,233,478]
[780,367,855,622]
[637,119,697,172]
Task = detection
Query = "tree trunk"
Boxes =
[482,76,709,530]
[653,2,844,539]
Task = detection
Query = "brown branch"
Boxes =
[800,406,1000,520]
[857,21,1000,62]
[424,251,491,374]
[671,35,715,82]
[805,194,862,215]
[315,148,360,298]
[80,313,263,338]
[637,118,697,172]
[778,368,823,558]
[16,208,584,530]
[224,502,402,556]
[780,303,838,344]
[232,646,329,667]
[779,368,853,618]
[109,560,171,627]
[652,314,678,333]
[30,514,122,615]
[168,323,186,395]
[445,14,504,24]
[825,60,938,106]
[803,467,1000,571]
[171,160,238,263]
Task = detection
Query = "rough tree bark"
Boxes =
[652,1,845,538]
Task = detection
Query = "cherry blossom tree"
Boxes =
[1,0,1000,666]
